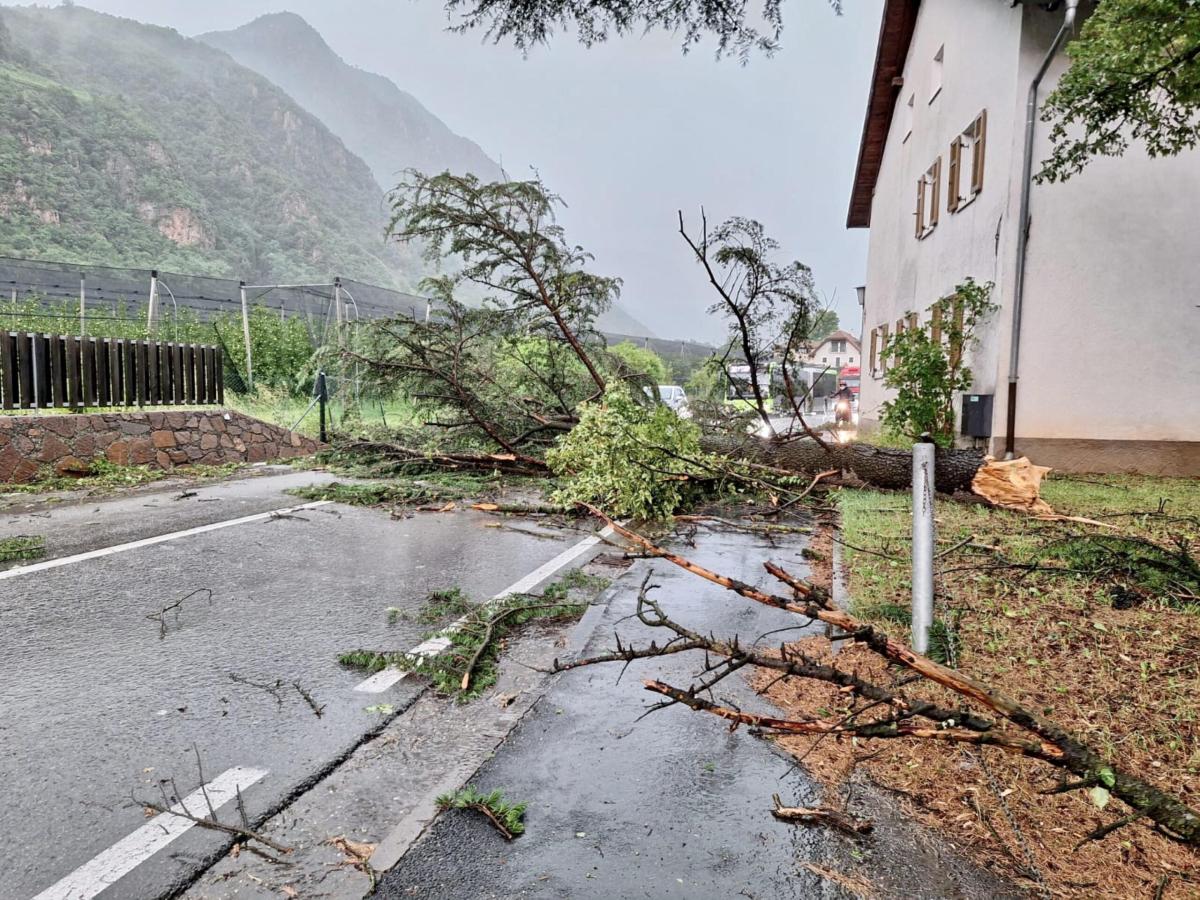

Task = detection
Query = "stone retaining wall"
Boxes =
[0,410,322,483]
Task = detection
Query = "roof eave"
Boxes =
[846,0,922,229]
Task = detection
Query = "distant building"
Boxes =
[804,330,861,373]
[848,0,1200,475]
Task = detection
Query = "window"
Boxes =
[915,157,941,239]
[902,93,914,142]
[871,322,890,378]
[929,45,943,104]
[868,328,879,376]
[948,110,987,212]
[830,339,847,353]
[835,357,841,368]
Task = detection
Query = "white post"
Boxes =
[911,437,936,654]
[424,299,431,323]
[146,269,159,334]
[79,272,86,337]
[239,280,254,391]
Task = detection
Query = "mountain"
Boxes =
[201,12,503,191]
[0,4,413,286]
[198,13,655,337]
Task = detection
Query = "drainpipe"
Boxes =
[1004,0,1079,458]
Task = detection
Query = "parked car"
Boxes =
[655,384,690,417]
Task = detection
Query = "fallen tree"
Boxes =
[559,510,1200,846]
[355,172,1050,514]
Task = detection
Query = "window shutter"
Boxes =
[869,328,879,376]
[908,312,919,332]
[947,137,961,213]
[930,158,941,228]
[930,303,943,344]
[880,323,889,372]
[972,110,987,195]
[915,177,925,237]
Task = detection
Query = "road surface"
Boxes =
[0,468,599,900]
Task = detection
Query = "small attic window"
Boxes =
[930,45,944,104]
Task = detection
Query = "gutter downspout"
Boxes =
[1004,0,1079,458]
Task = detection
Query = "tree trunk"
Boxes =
[704,436,986,494]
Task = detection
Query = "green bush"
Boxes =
[547,384,701,519]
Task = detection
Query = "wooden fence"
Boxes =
[0,333,223,410]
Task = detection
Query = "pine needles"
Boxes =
[435,785,526,839]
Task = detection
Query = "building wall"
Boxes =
[810,338,860,370]
[858,0,1025,429]
[0,410,321,483]
[858,2,1200,472]
[990,7,1200,453]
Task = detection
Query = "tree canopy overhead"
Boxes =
[444,0,841,58]
[1040,0,1200,182]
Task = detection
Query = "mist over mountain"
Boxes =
[200,12,504,191]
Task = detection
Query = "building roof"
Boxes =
[846,0,921,229]
[815,329,861,351]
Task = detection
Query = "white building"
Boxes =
[848,0,1200,476]
[805,330,861,372]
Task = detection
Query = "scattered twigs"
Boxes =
[460,603,576,691]
[229,672,286,707]
[292,681,325,718]
[145,588,212,638]
[134,748,292,858]
[770,794,873,835]
[577,508,1200,845]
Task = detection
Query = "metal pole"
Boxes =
[239,280,254,391]
[334,277,343,347]
[147,269,159,334]
[911,436,936,654]
[79,272,86,337]
[1004,0,1079,458]
[317,370,328,443]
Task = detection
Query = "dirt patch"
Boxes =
[752,482,1200,900]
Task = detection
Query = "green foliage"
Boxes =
[0,5,413,285]
[387,172,619,362]
[215,306,316,393]
[809,309,839,341]
[685,356,726,402]
[1041,1,1200,182]
[407,587,476,625]
[547,384,702,519]
[435,785,527,838]
[0,534,45,562]
[879,278,996,448]
[288,480,455,507]
[339,577,594,701]
[609,341,669,385]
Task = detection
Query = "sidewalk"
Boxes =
[377,523,1015,899]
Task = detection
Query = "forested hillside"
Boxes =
[0,5,412,286]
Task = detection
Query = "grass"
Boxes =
[807,473,1200,896]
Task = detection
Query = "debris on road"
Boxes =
[0,534,45,562]
[145,588,213,639]
[770,793,873,835]
[435,786,527,840]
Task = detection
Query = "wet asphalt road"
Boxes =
[377,526,841,899]
[0,470,587,899]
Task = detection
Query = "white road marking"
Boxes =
[0,501,332,581]
[32,766,268,900]
[354,524,616,693]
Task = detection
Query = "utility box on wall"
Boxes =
[960,393,993,438]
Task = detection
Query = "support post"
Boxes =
[79,272,86,337]
[146,270,159,334]
[239,280,254,391]
[316,370,328,443]
[334,277,343,346]
[911,436,936,654]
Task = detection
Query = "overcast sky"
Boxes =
[54,0,883,343]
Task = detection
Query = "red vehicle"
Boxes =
[839,365,861,396]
